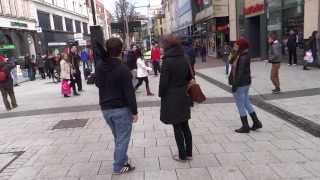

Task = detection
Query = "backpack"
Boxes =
[0,68,8,82]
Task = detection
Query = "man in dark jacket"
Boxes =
[182,41,196,74]
[0,56,17,111]
[70,45,82,91]
[95,38,137,175]
[287,30,297,66]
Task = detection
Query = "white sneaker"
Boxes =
[288,64,292,66]
[293,64,297,66]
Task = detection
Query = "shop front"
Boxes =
[236,0,306,59]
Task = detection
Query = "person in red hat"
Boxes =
[229,37,262,133]
[0,55,17,111]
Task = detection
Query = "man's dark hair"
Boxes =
[106,38,123,57]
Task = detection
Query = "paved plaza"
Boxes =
[0,61,320,180]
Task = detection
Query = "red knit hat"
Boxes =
[236,37,250,51]
[0,55,5,63]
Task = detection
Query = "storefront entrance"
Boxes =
[247,16,261,58]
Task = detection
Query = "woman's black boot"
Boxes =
[235,116,250,133]
[249,112,262,130]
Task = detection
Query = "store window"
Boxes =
[236,0,245,37]
[75,20,81,33]
[53,15,63,31]
[37,11,51,30]
[65,18,73,32]
[83,22,88,35]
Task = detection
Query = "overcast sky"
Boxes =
[103,0,162,16]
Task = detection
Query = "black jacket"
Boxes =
[159,45,193,124]
[287,34,297,50]
[95,57,138,115]
[230,50,251,92]
[126,51,137,70]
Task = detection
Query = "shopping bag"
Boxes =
[61,79,71,96]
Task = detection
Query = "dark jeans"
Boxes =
[288,48,297,65]
[102,107,132,172]
[1,86,17,110]
[173,121,192,159]
[38,67,46,79]
[152,61,160,75]
[201,55,207,62]
[74,72,82,91]
[135,77,149,90]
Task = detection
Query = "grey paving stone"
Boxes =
[215,153,249,166]
[270,150,308,163]
[221,142,252,153]
[62,152,92,163]
[189,154,220,168]
[271,140,303,150]
[239,164,280,180]
[97,160,113,175]
[208,166,247,180]
[269,163,314,179]
[111,171,144,180]
[132,138,157,147]
[225,133,254,142]
[195,143,225,154]
[81,142,109,152]
[67,162,100,177]
[248,132,277,141]
[131,157,160,171]
[145,170,177,180]
[302,162,320,176]
[297,149,320,161]
[176,168,212,180]
[38,164,73,178]
[159,157,190,170]
[246,141,279,152]
[242,151,281,164]
[80,175,112,180]
[145,146,172,157]
[9,166,43,180]
[89,150,114,162]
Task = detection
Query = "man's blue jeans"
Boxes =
[233,85,255,117]
[102,107,133,172]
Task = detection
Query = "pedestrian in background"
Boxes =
[287,30,297,66]
[151,43,161,76]
[8,56,18,86]
[268,33,282,94]
[182,40,196,74]
[200,44,207,63]
[127,45,138,86]
[60,53,73,97]
[310,31,319,67]
[229,37,262,133]
[159,35,193,161]
[135,49,154,96]
[0,56,17,111]
[37,54,46,79]
[221,42,232,75]
[96,38,138,175]
[54,53,61,82]
[70,45,82,92]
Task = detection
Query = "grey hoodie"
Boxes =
[269,40,282,63]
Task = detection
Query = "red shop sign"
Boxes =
[244,3,264,16]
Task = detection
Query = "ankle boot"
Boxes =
[235,116,250,133]
[146,86,154,96]
[249,112,262,130]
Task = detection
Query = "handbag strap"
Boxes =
[184,55,195,79]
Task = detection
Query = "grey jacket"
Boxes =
[269,40,282,63]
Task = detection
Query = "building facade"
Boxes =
[229,0,320,59]
[105,9,112,40]
[0,0,38,58]
[32,0,90,54]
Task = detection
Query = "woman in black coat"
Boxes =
[159,35,193,161]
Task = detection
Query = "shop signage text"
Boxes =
[0,44,16,50]
[10,22,28,28]
[244,0,265,17]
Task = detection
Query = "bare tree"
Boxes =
[114,0,138,43]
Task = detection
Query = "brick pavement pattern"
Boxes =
[0,61,320,180]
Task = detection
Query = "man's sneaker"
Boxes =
[113,163,135,175]
[288,64,292,66]
[272,88,281,94]
[293,64,297,66]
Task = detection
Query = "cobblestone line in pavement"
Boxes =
[196,72,320,137]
